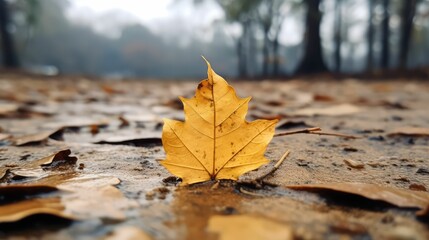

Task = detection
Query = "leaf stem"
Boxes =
[274,127,359,139]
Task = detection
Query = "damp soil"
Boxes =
[0,75,428,239]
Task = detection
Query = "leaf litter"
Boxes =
[0,67,429,238]
[0,149,137,224]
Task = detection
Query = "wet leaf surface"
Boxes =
[161,60,277,184]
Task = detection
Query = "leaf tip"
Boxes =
[201,55,209,63]
[201,56,215,84]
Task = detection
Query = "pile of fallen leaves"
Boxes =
[1,61,429,239]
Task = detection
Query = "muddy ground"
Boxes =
[0,74,428,239]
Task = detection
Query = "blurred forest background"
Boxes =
[0,0,429,79]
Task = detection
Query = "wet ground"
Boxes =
[0,75,428,239]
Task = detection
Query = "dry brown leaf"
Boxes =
[161,59,277,184]
[0,175,136,223]
[276,120,314,130]
[387,127,429,137]
[57,174,137,221]
[0,184,71,223]
[9,149,77,179]
[0,198,74,223]
[207,215,293,240]
[343,159,365,169]
[105,226,153,240]
[293,104,361,117]
[0,184,58,200]
[0,103,19,116]
[43,119,109,130]
[287,182,429,216]
[0,168,8,180]
[94,135,162,147]
[313,94,335,102]
[0,133,11,141]
[12,128,63,146]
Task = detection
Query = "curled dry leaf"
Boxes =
[43,119,109,130]
[293,104,361,117]
[275,120,314,130]
[94,135,162,147]
[207,215,293,240]
[0,103,19,116]
[161,59,277,184]
[0,197,73,223]
[287,182,429,216]
[0,133,11,141]
[343,159,365,169]
[12,128,64,146]
[0,184,71,223]
[8,149,77,179]
[0,175,137,223]
[56,174,137,221]
[387,127,429,137]
[105,226,153,240]
[0,184,58,201]
[0,169,8,181]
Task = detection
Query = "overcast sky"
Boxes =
[65,0,306,45]
[65,0,372,55]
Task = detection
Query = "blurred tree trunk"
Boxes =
[272,27,281,77]
[0,0,19,68]
[237,21,250,78]
[247,22,258,78]
[367,0,374,71]
[399,0,417,69]
[296,0,327,74]
[262,28,270,77]
[381,0,390,69]
[260,0,273,78]
[333,0,341,72]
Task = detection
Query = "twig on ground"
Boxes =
[255,150,291,183]
[239,187,265,197]
[237,150,291,190]
[274,127,359,139]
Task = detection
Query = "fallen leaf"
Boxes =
[0,184,71,223]
[161,59,277,184]
[0,103,19,116]
[42,119,109,131]
[293,104,361,117]
[343,159,365,169]
[0,197,73,223]
[387,127,429,137]
[207,215,293,240]
[287,182,429,216]
[0,168,8,180]
[0,133,11,141]
[276,120,314,130]
[0,175,136,223]
[12,128,64,146]
[9,149,77,179]
[313,94,335,102]
[0,184,58,202]
[118,115,130,128]
[409,184,427,192]
[105,226,153,240]
[94,135,162,147]
[57,174,137,221]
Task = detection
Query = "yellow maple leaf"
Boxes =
[161,58,278,185]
